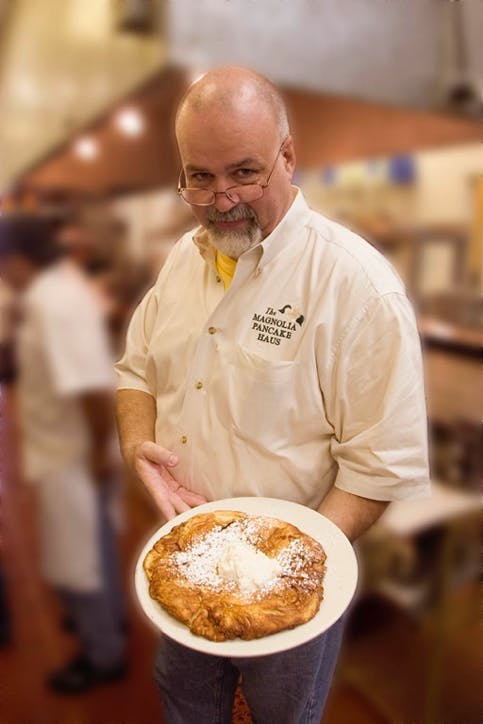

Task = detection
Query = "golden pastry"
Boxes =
[143,510,326,642]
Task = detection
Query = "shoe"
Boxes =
[48,654,127,694]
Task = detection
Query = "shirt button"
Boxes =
[180,435,188,444]
[195,381,203,389]
[208,326,217,335]
[216,276,222,283]
[255,267,263,276]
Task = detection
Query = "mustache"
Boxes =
[206,205,257,224]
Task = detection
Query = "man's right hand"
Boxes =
[132,441,207,520]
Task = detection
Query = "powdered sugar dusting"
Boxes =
[170,516,323,601]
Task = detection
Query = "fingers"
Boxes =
[138,441,178,468]
[169,492,191,515]
[150,485,192,520]
[156,493,190,520]
[152,492,177,521]
[136,458,196,520]
[134,441,207,519]
[163,474,207,507]
[136,459,176,519]
[178,487,208,506]
[140,470,187,519]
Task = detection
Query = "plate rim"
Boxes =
[134,497,358,657]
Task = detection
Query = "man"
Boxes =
[116,67,429,723]
[0,215,126,693]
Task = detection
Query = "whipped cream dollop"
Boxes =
[216,539,281,595]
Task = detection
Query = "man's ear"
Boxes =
[281,136,296,178]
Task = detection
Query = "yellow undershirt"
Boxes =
[215,250,237,291]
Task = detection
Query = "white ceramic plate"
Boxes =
[134,497,358,657]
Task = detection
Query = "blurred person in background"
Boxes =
[116,67,429,723]
[56,213,119,324]
[57,213,153,353]
[0,215,127,693]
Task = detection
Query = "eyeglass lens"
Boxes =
[181,184,264,205]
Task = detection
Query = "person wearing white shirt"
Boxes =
[0,215,126,694]
[116,67,429,723]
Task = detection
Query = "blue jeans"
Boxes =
[154,617,345,724]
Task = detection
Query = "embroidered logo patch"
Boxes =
[278,304,305,326]
[250,305,304,346]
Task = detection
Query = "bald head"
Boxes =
[175,67,290,143]
[174,66,297,248]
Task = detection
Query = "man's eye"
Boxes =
[234,168,258,181]
[190,172,212,185]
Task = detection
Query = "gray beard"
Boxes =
[206,206,263,260]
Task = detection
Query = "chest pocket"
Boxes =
[224,344,301,446]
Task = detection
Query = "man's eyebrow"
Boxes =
[184,158,264,174]
[184,163,210,174]
[226,157,263,170]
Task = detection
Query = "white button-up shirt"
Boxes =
[17,260,115,479]
[116,190,429,509]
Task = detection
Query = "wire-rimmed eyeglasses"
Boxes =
[177,138,288,207]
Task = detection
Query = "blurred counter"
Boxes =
[423,346,481,426]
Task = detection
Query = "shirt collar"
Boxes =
[192,227,216,269]
[192,187,311,271]
[256,187,310,269]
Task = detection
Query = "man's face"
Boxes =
[176,103,296,258]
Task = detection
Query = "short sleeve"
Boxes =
[114,236,189,394]
[41,289,114,395]
[326,293,430,501]
[114,286,158,394]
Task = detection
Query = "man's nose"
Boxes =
[213,193,238,212]
[212,180,238,212]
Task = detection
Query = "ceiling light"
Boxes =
[73,136,99,161]
[114,108,145,137]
